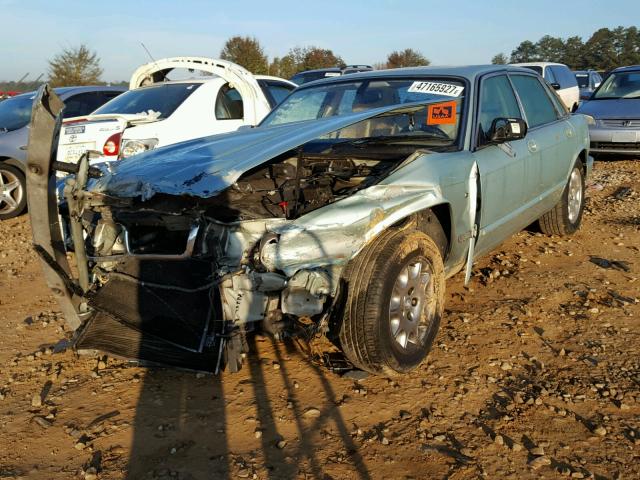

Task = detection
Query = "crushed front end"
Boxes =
[28,86,449,373]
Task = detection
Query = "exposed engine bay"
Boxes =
[68,141,424,372]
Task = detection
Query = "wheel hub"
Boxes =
[0,170,22,215]
[567,168,582,223]
[389,258,434,349]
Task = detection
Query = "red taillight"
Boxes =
[63,118,88,125]
[103,132,122,156]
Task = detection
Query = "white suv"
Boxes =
[57,57,296,166]
[511,62,579,111]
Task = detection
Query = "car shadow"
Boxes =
[123,335,372,480]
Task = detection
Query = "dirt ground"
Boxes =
[0,159,639,480]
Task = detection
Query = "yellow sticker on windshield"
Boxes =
[427,101,457,125]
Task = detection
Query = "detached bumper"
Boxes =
[589,124,640,155]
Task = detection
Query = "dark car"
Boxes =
[574,70,603,101]
[290,65,373,85]
[0,85,126,219]
[576,65,640,156]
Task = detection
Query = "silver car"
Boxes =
[576,65,640,156]
[27,66,591,375]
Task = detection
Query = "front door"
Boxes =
[472,73,532,258]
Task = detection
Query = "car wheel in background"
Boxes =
[0,163,27,220]
[338,230,445,375]
[538,160,585,236]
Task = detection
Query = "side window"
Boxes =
[215,85,244,120]
[264,81,294,107]
[478,75,522,143]
[555,66,577,88]
[543,67,557,85]
[510,75,559,128]
[63,92,103,118]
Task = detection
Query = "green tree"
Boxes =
[47,45,102,87]
[510,40,538,63]
[271,46,345,77]
[536,35,565,62]
[583,28,618,70]
[491,53,508,65]
[385,48,430,68]
[220,36,268,74]
[561,36,585,69]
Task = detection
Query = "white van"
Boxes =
[511,62,580,111]
[57,57,296,165]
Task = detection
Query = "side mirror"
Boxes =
[550,82,561,90]
[489,118,527,144]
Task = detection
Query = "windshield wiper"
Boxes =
[334,133,451,148]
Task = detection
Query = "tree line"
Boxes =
[16,40,429,88]
[492,26,640,70]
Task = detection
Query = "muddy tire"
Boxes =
[0,163,27,220]
[538,161,585,236]
[338,230,445,375]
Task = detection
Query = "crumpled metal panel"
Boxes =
[90,101,445,200]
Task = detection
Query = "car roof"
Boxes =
[9,85,127,100]
[611,65,640,73]
[296,64,531,88]
[511,62,565,67]
[254,75,297,87]
[293,67,343,76]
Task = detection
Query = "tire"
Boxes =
[538,160,585,236]
[0,163,27,220]
[338,230,445,375]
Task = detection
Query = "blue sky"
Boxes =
[1,0,637,81]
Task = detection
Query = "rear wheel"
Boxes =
[538,161,585,236]
[338,230,445,375]
[0,163,26,220]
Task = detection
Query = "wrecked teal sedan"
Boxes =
[27,65,592,375]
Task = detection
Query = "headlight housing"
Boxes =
[120,138,159,159]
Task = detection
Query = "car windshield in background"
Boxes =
[261,78,465,147]
[0,94,34,132]
[575,74,590,88]
[592,71,640,99]
[93,83,201,119]
[521,66,543,75]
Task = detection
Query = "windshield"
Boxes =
[575,73,590,88]
[593,71,640,99]
[93,83,201,118]
[261,77,466,139]
[0,94,34,132]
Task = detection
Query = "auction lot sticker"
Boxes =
[408,81,464,97]
[427,101,457,125]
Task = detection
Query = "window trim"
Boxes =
[472,71,525,151]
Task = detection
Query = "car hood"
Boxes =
[576,98,640,119]
[91,101,438,200]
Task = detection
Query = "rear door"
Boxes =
[472,73,532,257]
[510,73,569,214]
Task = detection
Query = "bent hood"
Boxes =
[91,101,440,200]
[576,98,640,119]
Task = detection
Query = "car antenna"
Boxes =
[140,42,168,83]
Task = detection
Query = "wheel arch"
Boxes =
[0,156,26,174]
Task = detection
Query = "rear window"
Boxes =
[575,73,589,88]
[510,75,559,127]
[93,83,201,119]
[0,94,34,132]
[521,66,543,75]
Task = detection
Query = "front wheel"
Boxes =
[0,164,27,220]
[538,161,585,236]
[338,230,445,375]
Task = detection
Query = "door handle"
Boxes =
[527,140,538,153]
